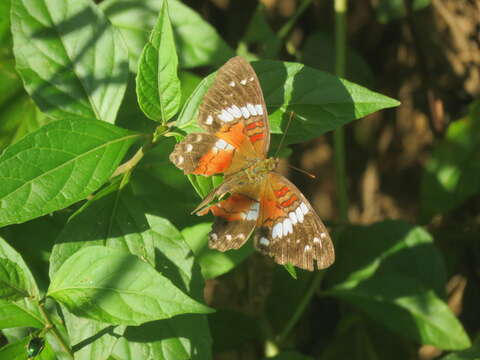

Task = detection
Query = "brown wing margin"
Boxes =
[253,172,335,271]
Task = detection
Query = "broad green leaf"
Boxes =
[0,0,10,44]
[11,0,129,123]
[420,100,480,222]
[0,236,39,297]
[0,298,44,329]
[0,95,52,152]
[0,258,29,300]
[48,246,212,325]
[176,60,400,145]
[136,0,180,123]
[111,214,212,360]
[101,0,234,69]
[0,118,140,228]
[375,0,431,23]
[182,223,253,279]
[179,71,201,109]
[325,221,470,350]
[441,338,480,359]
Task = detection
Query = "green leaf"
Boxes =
[0,95,52,152]
[101,0,234,69]
[325,220,470,350]
[179,71,202,108]
[267,352,314,360]
[11,0,129,123]
[375,0,431,23]
[48,246,212,325]
[0,298,44,329]
[441,337,480,359]
[0,258,29,300]
[0,0,11,44]
[181,222,253,279]
[176,60,400,145]
[420,100,480,222]
[0,57,23,109]
[136,0,180,123]
[0,236,39,297]
[0,118,140,228]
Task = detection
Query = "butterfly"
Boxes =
[170,56,334,271]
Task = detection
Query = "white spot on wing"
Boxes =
[229,81,235,87]
[226,234,232,241]
[289,212,298,225]
[186,144,193,152]
[215,139,228,149]
[240,106,250,119]
[295,206,304,223]
[237,234,245,240]
[304,245,312,252]
[205,115,213,125]
[320,232,327,239]
[240,79,247,85]
[176,156,184,165]
[247,103,257,116]
[218,110,234,122]
[211,233,218,241]
[255,104,263,115]
[249,77,254,81]
[313,237,320,244]
[300,202,309,215]
[283,218,293,236]
[260,237,269,246]
[246,202,260,220]
[231,105,242,118]
[272,222,283,239]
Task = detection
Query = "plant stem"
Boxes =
[38,300,74,358]
[277,0,314,40]
[110,134,152,179]
[333,0,349,223]
[276,271,325,345]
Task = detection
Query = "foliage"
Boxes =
[0,0,475,359]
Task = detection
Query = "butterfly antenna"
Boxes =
[274,111,295,158]
[288,164,316,179]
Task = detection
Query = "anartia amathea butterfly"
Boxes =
[170,56,334,271]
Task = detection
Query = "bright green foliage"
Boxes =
[0,118,140,227]
[136,1,181,123]
[48,246,212,325]
[420,100,480,222]
[11,0,129,123]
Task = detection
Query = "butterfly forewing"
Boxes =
[254,173,334,271]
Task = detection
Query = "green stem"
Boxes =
[277,0,314,40]
[333,0,349,223]
[38,301,74,358]
[276,271,325,345]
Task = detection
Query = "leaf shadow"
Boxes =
[28,5,129,119]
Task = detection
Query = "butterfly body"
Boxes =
[170,56,334,271]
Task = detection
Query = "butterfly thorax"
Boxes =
[244,157,279,183]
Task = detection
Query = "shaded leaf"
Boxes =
[441,337,480,359]
[0,118,140,227]
[267,351,313,360]
[0,235,39,297]
[0,298,44,329]
[136,0,180,122]
[101,0,234,69]
[325,220,470,350]
[420,100,480,222]
[11,0,129,123]
[48,246,212,325]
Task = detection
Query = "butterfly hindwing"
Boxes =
[200,193,260,251]
[254,173,335,271]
